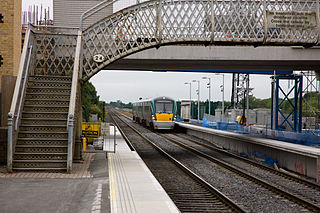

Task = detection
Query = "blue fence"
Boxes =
[199,116,320,146]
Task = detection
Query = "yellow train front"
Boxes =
[132,96,176,130]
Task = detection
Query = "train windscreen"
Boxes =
[155,100,173,113]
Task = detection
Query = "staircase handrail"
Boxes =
[7,28,33,172]
[67,30,82,172]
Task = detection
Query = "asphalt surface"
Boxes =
[0,153,110,213]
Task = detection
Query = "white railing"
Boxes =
[7,29,33,172]
[67,30,82,172]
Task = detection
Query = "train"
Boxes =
[132,96,177,130]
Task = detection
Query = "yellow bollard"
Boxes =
[82,138,87,151]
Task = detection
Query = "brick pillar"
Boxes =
[0,0,21,127]
[1,76,16,127]
[0,127,8,165]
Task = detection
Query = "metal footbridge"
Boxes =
[7,0,320,172]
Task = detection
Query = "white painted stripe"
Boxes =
[109,153,117,213]
[91,184,103,213]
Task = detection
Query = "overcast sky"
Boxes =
[22,0,276,103]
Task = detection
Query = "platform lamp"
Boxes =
[215,73,225,121]
[184,82,192,119]
[192,80,200,122]
[202,77,211,115]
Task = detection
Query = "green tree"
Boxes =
[82,81,104,121]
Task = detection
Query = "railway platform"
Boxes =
[107,126,179,213]
[0,127,178,213]
[176,122,320,182]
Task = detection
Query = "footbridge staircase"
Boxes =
[8,0,320,172]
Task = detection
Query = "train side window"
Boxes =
[0,55,3,67]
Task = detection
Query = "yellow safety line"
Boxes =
[108,153,117,213]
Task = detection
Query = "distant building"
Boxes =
[53,0,113,29]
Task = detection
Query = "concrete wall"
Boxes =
[176,122,320,182]
[53,0,113,29]
[0,127,7,165]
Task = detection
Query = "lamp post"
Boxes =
[202,77,211,115]
[184,82,191,101]
[184,82,192,119]
[216,74,225,121]
[192,80,200,122]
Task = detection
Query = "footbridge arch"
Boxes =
[80,0,320,81]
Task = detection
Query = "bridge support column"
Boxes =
[271,74,303,132]
[73,84,83,162]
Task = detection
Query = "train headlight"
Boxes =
[174,115,177,120]
[152,115,155,120]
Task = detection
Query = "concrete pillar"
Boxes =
[73,82,83,162]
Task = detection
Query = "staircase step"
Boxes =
[26,92,70,97]
[22,118,67,121]
[22,112,68,119]
[20,124,67,127]
[24,99,69,106]
[14,159,67,163]
[16,138,68,146]
[12,167,67,171]
[14,153,67,161]
[25,94,70,100]
[28,83,71,89]
[15,145,68,153]
[26,88,71,94]
[21,119,67,126]
[19,126,67,132]
[23,106,69,113]
[24,105,69,108]
[28,78,72,84]
[13,161,67,169]
[28,75,72,82]
[18,132,68,139]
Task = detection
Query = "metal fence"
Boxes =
[201,117,320,146]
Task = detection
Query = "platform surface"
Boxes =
[107,127,179,213]
[0,153,110,213]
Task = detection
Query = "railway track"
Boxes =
[170,133,320,202]
[113,110,320,212]
[110,111,245,213]
[157,132,320,212]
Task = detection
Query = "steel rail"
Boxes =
[111,111,246,213]
[108,108,136,151]
[173,132,320,190]
[158,133,320,212]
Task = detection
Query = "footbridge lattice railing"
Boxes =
[81,0,320,81]
[8,25,80,172]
